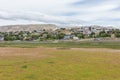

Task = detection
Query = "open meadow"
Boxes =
[0,41,120,80]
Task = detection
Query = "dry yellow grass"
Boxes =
[0,47,120,80]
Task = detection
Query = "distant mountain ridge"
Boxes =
[0,24,59,32]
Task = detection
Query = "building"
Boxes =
[0,35,4,41]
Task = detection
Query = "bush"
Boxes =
[21,65,28,69]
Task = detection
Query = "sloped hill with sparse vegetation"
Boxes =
[0,24,59,32]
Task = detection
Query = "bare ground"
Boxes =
[0,47,119,57]
[0,47,50,57]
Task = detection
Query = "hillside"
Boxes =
[0,24,59,32]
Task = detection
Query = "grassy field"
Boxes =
[0,41,120,49]
[0,41,120,80]
[0,47,120,80]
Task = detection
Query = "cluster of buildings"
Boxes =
[60,25,114,35]
[0,25,119,41]
[56,26,116,39]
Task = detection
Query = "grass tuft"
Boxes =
[21,65,28,69]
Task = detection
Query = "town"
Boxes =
[0,25,120,41]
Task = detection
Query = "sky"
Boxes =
[0,0,120,27]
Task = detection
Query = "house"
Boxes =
[0,35,4,41]
[73,36,79,40]
[63,35,71,40]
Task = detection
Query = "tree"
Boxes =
[90,32,95,38]
[98,31,110,37]
[31,34,40,40]
[4,34,14,41]
[76,33,84,39]
[73,33,85,39]
[114,29,120,38]
[57,33,65,39]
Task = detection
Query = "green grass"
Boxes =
[0,41,120,49]
[0,41,120,79]
[0,49,120,80]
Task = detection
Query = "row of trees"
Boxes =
[2,32,65,41]
[0,29,120,41]
[74,30,120,39]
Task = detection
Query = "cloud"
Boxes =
[0,0,120,27]
[0,10,85,26]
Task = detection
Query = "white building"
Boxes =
[0,36,4,41]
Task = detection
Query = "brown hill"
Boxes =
[0,24,59,32]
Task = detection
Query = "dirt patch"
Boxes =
[0,47,119,57]
[70,48,120,53]
[0,47,51,58]
[56,47,71,50]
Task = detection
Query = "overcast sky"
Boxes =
[0,0,120,27]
